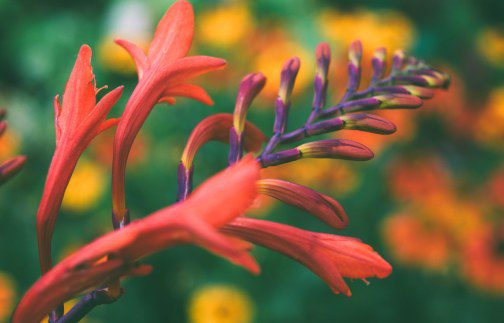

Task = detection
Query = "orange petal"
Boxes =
[148,0,194,66]
[115,38,149,79]
[223,218,392,296]
[161,83,214,106]
[59,45,96,137]
[257,179,348,229]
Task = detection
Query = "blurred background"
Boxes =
[1,0,504,322]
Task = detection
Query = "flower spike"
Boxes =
[37,45,123,274]
[112,0,227,221]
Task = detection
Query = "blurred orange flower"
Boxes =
[197,3,254,48]
[382,213,451,271]
[319,9,415,58]
[62,159,107,213]
[475,86,504,147]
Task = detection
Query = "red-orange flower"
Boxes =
[36,45,123,273]
[223,218,392,296]
[112,0,226,221]
[14,157,260,323]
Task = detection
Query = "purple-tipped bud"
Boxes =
[305,118,345,137]
[391,50,405,73]
[177,161,194,201]
[298,139,374,161]
[275,58,300,134]
[233,73,267,135]
[372,47,387,81]
[375,94,423,109]
[313,43,331,111]
[0,121,6,136]
[341,114,397,134]
[0,155,26,185]
[347,40,362,93]
[374,85,434,99]
[278,57,300,105]
[417,69,451,89]
[258,179,348,229]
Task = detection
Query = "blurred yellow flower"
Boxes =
[98,39,147,74]
[62,159,106,212]
[262,159,359,195]
[0,130,20,161]
[478,27,504,68]
[40,298,85,323]
[253,32,312,99]
[0,272,16,322]
[319,9,415,55]
[198,3,254,48]
[188,284,254,323]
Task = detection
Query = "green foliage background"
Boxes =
[0,0,503,322]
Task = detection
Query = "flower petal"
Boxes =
[157,55,227,88]
[115,38,149,79]
[257,179,348,229]
[59,45,96,139]
[160,83,214,106]
[148,0,194,66]
[223,218,392,296]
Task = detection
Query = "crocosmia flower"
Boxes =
[37,45,123,273]
[14,157,260,323]
[112,0,227,222]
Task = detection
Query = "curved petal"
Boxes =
[223,218,392,296]
[115,38,149,79]
[257,179,348,229]
[157,55,227,88]
[180,114,267,168]
[161,83,214,106]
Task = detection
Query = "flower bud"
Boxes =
[0,155,26,185]
[341,114,397,134]
[373,85,434,99]
[233,73,266,135]
[375,94,423,109]
[298,139,374,161]
[372,47,387,81]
